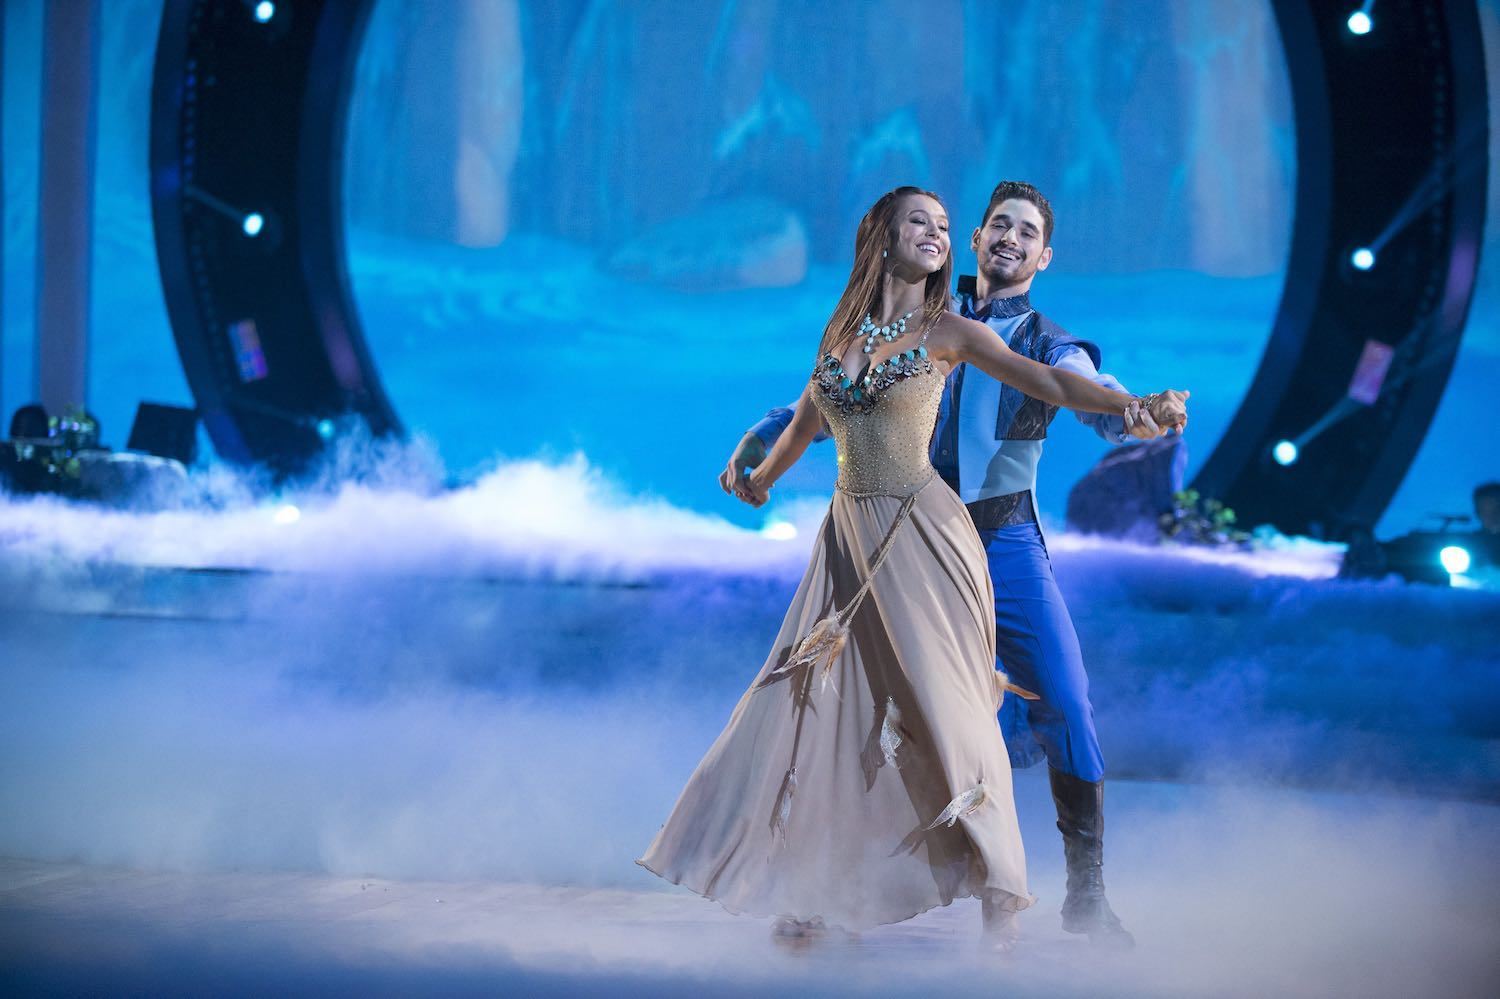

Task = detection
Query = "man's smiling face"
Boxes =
[971,197,1053,293]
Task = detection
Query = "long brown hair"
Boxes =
[816,186,953,359]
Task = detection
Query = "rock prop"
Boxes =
[1065,436,1188,542]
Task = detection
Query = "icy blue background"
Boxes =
[2,0,1497,533]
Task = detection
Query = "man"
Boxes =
[1468,482,1500,568]
[720,181,1188,948]
[1474,482,1500,537]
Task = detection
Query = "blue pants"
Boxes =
[979,522,1105,782]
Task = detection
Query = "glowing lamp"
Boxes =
[1351,247,1375,271]
[763,520,798,541]
[242,212,265,237]
[254,2,275,23]
[1439,545,1471,575]
[1347,11,1372,35]
[1272,440,1299,466]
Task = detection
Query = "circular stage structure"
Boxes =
[150,0,398,470]
[149,0,1488,533]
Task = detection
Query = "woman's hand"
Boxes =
[743,467,772,508]
[1122,398,1161,439]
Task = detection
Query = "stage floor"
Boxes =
[3,774,1496,997]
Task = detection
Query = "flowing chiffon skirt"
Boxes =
[638,475,1032,930]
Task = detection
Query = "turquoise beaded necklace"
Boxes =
[858,308,916,354]
[821,318,932,408]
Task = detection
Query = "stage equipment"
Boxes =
[9,404,50,439]
[149,0,398,472]
[1342,523,1496,587]
[127,402,200,467]
[1439,545,1472,575]
[1192,0,1489,539]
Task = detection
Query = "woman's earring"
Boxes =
[882,249,888,258]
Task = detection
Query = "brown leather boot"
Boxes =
[1050,767,1135,949]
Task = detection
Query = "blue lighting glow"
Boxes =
[1347,11,1372,35]
[1272,440,1299,466]
[1351,247,1375,271]
[242,213,265,237]
[1439,545,1472,575]
[316,419,336,441]
[254,2,275,24]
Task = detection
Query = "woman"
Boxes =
[638,187,1179,947]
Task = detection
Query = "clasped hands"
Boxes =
[719,435,772,508]
[1124,389,1190,440]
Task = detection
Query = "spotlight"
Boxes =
[316,418,335,441]
[1347,11,1372,35]
[1272,440,1299,466]
[273,502,301,525]
[242,212,265,237]
[762,520,798,541]
[1439,545,1472,575]
[253,2,275,23]
[1351,247,1375,270]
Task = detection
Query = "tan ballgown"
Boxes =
[638,334,1032,929]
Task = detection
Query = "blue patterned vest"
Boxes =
[932,278,1102,525]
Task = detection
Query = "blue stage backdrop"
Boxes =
[2,0,1498,533]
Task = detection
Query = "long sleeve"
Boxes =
[1050,346,1130,444]
[748,400,830,448]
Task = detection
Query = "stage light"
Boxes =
[1351,247,1375,270]
[242,212,265,237]
[316,419,335,441]
[254,2,275,23]
[1439,545,1471,575]
[1347,11,1373,35]
[1272,440,1299,466]
[762,519,798,541]
[273,502,301,525]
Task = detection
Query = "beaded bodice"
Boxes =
[810,341,941,498]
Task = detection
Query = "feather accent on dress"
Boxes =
[924,781,987,830]
[758,615,848,690]
[993,670,1040,708]
[771,766,799,843]
[879,698,904,767]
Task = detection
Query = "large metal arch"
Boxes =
[150,0,392,471]
[1191,0,1489,538]
[149,0,1488,532]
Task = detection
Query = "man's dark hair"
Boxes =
[980,180,1055,246]
[1475,481,1500,506]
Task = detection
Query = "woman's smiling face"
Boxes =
[887,193,951,277]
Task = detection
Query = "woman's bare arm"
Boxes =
[743,381,823,506]
[930,314,1184,424]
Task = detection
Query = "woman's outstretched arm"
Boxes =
[743,381,824,506]
[931,314,1187,427]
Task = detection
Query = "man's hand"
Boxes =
[1147,389,1190,433]
[720,433,767,506]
